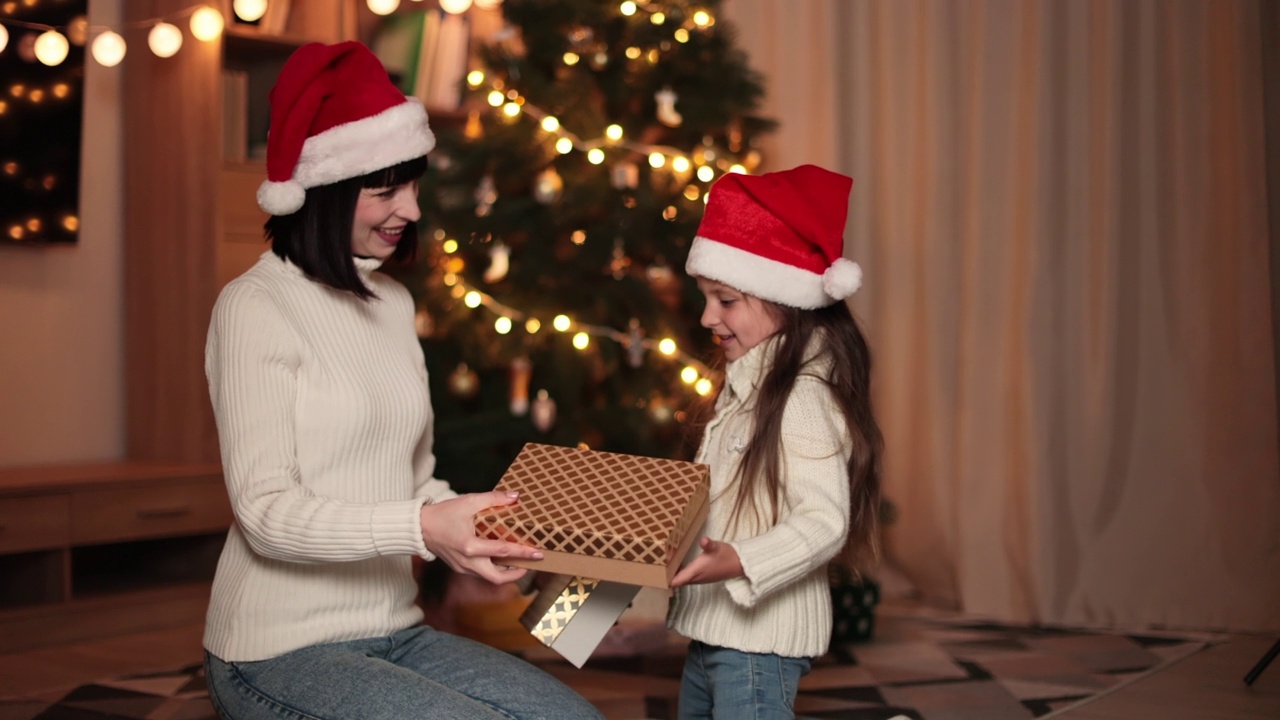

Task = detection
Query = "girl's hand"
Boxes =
[670,537,744,587]
[420,491,543,585]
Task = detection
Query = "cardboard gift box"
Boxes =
[475,443,710,666]
[475,442,710,587]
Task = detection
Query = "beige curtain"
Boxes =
[726,0,1280,632]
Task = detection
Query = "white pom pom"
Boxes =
[257,179,307,216]
[823,258,863,299]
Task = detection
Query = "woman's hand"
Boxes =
[670,537,744,587]
[420,491,543,585]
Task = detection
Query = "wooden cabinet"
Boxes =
[0,463,228,653]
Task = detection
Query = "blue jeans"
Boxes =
[204,625,602,720]
[678,640,812,720]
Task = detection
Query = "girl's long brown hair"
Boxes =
[712,300,884,573]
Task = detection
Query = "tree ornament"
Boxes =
[447,362,480,398]
[624,318,645,368]
[474,174,497,217]
[509,356,532,415]
[483,241,510,283]
[531,389,557,432]
[608,237,632,279]
[533,166,564,204]
[610,161,639,190]
[414,307,434,338]
[655,86,682,127]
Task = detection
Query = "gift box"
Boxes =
[474,442,710,587]
[475,443,709,666]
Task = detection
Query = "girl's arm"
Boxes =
[722,376,852,606]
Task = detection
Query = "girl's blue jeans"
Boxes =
[204,625,603,720]
[678,640,812,720]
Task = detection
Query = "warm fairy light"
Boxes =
[587,148,605,165]
[52,83,69,98]
[27,88,43,102]
[625,46,641,60]
[541,116,560,132]
[695,377,713,395]
[442,238,458,253]
[647,49,660,64]
[190,6,225,42]
[525,318,541,334]
[25,217,41,232]
[674,28,689,43]
[444,257,465,273]
[367,0,401,16]
[658,338,677,356]
[563,51,579,65]
[648,152,666,169]
[450,285,466,299]
[680,366,698,384]
[487,90,504,107]
[439,0,473,14]
[555,137,574,154]
[572,332,590,350]
[502,102,522,118]
[443,272,458,286]
[148,22,183,58]
[0,101,6,115]
[620,1,637,16]
[467,69,485,86]
[34,30,69,66]
[464,291,482,308]
[672,156,691,173]
[605,124,623,141]
[729,164,747,174]
[662,205,677,220]
[571,229,586,245]
[693,10,712,27]
[0,25,8,54]
[7,225,21,239]
[232,0,267,22]
[62,215,78,231]
[2,161,16,175]
[683,184,700,201]
[494,316,513,334]
[651,11,666,24]
[697,165,715,182]
[553,315,571,332]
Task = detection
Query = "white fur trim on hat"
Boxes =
[687,236,858,309]
[822,257,863,300]
[257,100,435,214]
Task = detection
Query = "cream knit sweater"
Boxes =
[668,336,851,658]
[203,251,456,662]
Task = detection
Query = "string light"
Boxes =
[366,0,400,15]
[0,4,228,67]
[0,24,8,54]
[147,22,183,58]
[233,0,268,22]
[91,31,125,66]
[33,30,68,66]
[439,0,474,13]
[190,6,225,42]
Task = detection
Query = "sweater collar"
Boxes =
[353,255,384,277]
[724,335,778,398]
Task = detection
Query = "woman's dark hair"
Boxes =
[265,156,427,300]
[715,300,884,574]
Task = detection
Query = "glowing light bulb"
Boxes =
[502,102,521,118]
[681,366,698,384]
[658,338,677,356]
[233,0,267,22]
[729,164,747,174]
[674,28,689,43]
[587,148,605,165]
[697,165,715,182]
[605,124,623,141]
[495,317,513,334]
[648,152,666,169]
[693,10,712,27]
[672,156,691,173]
[620,1,637,16]
[0,25,8,54]
[651,11,666,24]
[367,0,401,15]
[695,377,713,395]
[190,6,225,42]
[487,90,504,106]
[572,332,590,350]
[466,69,485,86]
[148,23,182,58]
[439,0,472,13]
[464,291,482,308]
[525,318,541,334]
[541,116,560,132]
[555,137,573,154]
[563,51,579,66]
[34,30,69,66]
[442,238,458,253]
[553,315,571,332]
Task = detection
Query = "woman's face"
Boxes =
[351,180,421,259]
[696,277,783,362]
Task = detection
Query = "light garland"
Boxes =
[433,237,719,396]
[0,3,228,67]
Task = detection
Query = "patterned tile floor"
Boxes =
[0,608,1212,720]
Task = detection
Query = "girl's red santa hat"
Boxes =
[686,164,862,309]
[257,41,435,216]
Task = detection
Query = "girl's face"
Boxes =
[352,181,421,259]
[696,277,783,362]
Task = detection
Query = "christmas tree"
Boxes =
[399,0,774,493]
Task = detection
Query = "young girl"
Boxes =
[669,164,883,719]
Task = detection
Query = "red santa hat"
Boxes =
[685,164,862,309]
[257,41,435,216]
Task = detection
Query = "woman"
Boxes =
[203,41,601,720]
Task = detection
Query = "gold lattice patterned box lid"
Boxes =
[474,443,710,587]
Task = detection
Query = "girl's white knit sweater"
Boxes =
[668,337,852,658]
[203,251,456,662]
